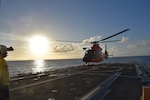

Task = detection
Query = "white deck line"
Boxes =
[10,73,46,81]
[80,86,102,100]
[80,72,121,100]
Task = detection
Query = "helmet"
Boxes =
[0,45,14,57]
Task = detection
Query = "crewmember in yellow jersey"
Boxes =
[0,45,13,100]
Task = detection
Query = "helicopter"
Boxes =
[82,29,130,63]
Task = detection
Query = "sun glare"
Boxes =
[29,35,49,55]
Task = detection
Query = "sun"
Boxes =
[29,35,49,55]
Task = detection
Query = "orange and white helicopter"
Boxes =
[82,29,130,63]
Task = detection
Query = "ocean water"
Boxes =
[7,56,150,77]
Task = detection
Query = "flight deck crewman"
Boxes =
[0,45,14,100]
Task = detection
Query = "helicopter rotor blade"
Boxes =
[56,29,129,44]
[100,40,121,43]
[90,40,121,44]
[99,29,130,42]
[56,40,81,43]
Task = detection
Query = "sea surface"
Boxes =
[7,56,150,77]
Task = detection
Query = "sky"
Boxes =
[0,0,150,60]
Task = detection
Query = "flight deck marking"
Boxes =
[80,72,121,100]
[10,70,89,92]
[10,73,46,81]
[80,73,111,76]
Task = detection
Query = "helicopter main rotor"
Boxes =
[90,29,130,44]
[56,29,130,44]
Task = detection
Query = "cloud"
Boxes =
[138,40,150,46]
[120,36,129,43]
[127,44,137,49]
[110,47,118,51]
[127,40,150,49]
[52,43,74,52]
[82,36,102,43]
